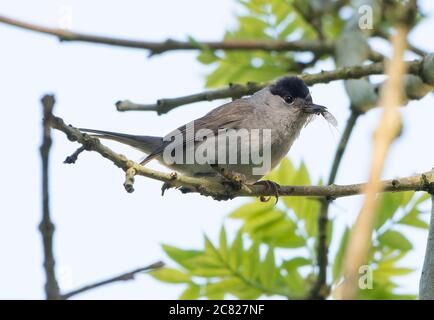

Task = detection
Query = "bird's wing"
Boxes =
[141,98,254,164]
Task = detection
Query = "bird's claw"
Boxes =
[210,164,247,191]
[253,180,280,204]
[221,172,247,191]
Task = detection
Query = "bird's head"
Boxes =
[269,76,327,115]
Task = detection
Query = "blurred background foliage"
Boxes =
[149,0,430,299]
[151,159,429,299]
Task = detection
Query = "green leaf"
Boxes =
[179,284,201,300]
[400,191,415,207]
[254,217,296,238]
[219,225,229,259]
[332,227,350,282]
[378,230,413,251]
[398,208,429,229]
[276,157,295,185]
[271,0,292,25]
[204,235,220,257]
[206,292,225,300]
[294,161,311,185]
[379,250,406,266]
[229,201,274,219]
[252,218,305,248]
[281,257,312,270]
[242,209,285,233]
[242,241,261,279]
[282,162,313,217]
[150,268,191,283]
[187,255,223,269]
[228,230,244,270]
[279,14,300,39]
[162,245,203,270]
[259,248,276,288]
[303,200,321,237]
[323,14,344,38]
[375,193,404,230]
[205,62,233,87]
[373,266,413,285]
[237,16,269,39]
[397,193,430,229]
[326,218,334,247]
[283,267,307,296]
[230,285,262,300]
[201,0,324,88]
[267,231,306,248]
[204,278,244,296]
[376,267,413,277]
[190,268,232,278]
[414,192,430,206]
[197,50,219,64]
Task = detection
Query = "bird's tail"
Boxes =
[79,128,163,155]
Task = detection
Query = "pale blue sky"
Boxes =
[0,0,433,299]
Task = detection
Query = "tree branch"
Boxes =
[63,145,86,164]
[50,114,434,200]
[419,195,434,299]
[39,94,60,300]
[60,261,164,299]
[116,58,426,114]
[309,109,360,300]
[0,14,334,55]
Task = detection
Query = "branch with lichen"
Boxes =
[51,114,434,200]
[116,56,433,114]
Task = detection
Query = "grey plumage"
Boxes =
[80,77,335,183]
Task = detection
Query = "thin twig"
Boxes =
[64,145,86,164]
[292,1,325,40]
[309,110,360,299]
[123,167,136,193]
[60,261,164,299]
[39,94,60,300]
[341,2,416,299]
[0,14,333,55]
[50,115,434,200]
[116,59,425,113]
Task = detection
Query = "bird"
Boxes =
[80,77,336,194]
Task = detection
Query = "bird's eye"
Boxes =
[284,95,295,104]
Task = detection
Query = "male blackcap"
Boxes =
[81,77,336,184]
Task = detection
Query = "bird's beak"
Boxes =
[303,103,327,114]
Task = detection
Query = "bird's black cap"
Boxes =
[269,76,309,99]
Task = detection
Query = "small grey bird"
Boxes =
[81,77,336,188]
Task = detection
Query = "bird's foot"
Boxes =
[252,180,281,204]
[210,164,248,191]
[221,171,247,191]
